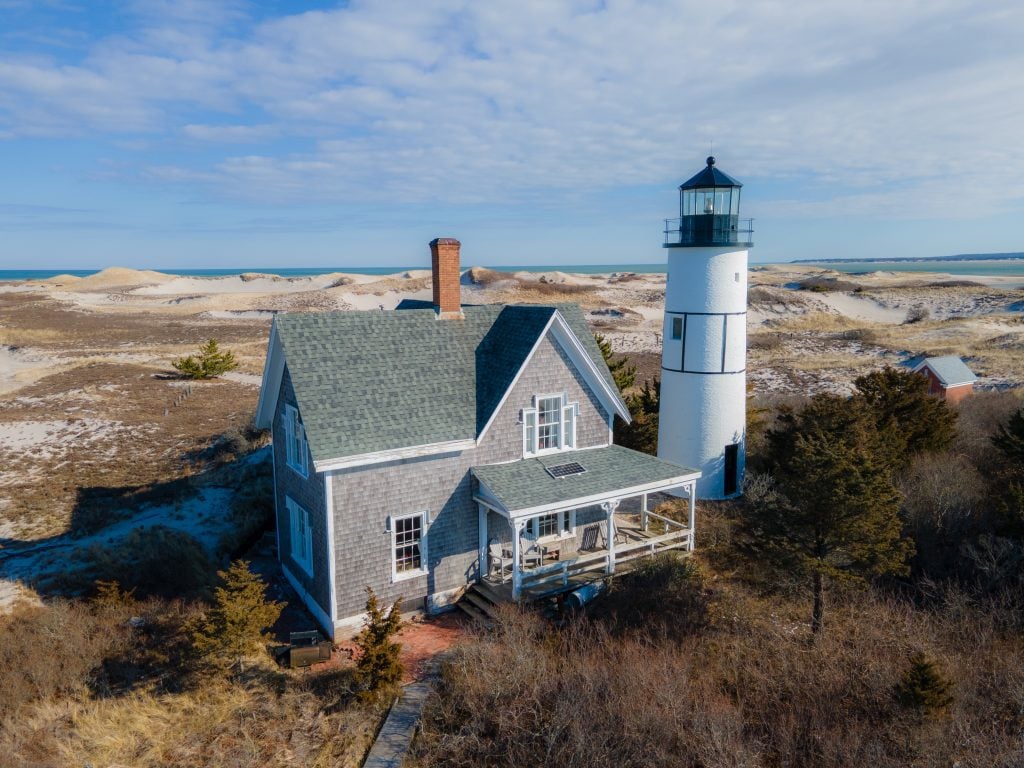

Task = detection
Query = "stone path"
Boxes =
[362,680,432,768]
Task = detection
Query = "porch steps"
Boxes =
[456,584,500,629]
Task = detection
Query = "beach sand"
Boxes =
[0,263,1022,608]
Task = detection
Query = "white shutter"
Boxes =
[562,404,576,449]
[298,419,309,476]
[523,408,537,456]
[284,406,296,467]
[287,498,299,562]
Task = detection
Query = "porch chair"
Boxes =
[599,519,629,548]
[579,524,601,552]
[519,529,543,569]
[488,538,512,583]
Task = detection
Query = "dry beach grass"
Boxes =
[0,262,1022,764]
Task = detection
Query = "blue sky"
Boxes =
[1,0,1022,269]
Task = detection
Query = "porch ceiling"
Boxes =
[472,444,699,517]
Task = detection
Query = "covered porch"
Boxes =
[472,445,700,601]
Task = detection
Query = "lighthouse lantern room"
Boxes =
[658,157,753,500]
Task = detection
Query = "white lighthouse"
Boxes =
[657,157,752,500]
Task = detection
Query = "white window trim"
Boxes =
[284,403,310,478]
[390,510,429,582]
[285,496,314,577]
[526,509,576,542]
[523,393,579,458]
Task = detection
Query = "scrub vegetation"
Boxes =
[413,367,1024,768]
[0,571,382,767]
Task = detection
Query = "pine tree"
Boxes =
[616,377,660,455]
[190,560,284,672]
[853,367,956,469]
[895,652,954,716]
[355,587,404,701]
[594,333,636,393]
[172,338,239,380]
[993,408,1024,467]
[749,394,912,635]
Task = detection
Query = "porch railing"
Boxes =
[517,519,692,596]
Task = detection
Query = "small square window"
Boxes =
[671,316,683,340]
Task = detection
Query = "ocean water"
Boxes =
[2,259,1023,282]
[788,259,1024,278]
[0,264,669,281]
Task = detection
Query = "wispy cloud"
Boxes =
[0,0,1022,218]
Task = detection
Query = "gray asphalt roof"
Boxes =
[472,445,698,513]
[918,355,977,387]
[275,302,623,463]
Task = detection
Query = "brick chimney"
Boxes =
[429,237,463,318]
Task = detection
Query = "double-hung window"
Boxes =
[286,496,313,576]
[522,394,578,456]
[527,510,575,539]
[284,404,309,477]
[392,511,428,580]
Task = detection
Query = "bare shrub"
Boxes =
[797,276,862,292]
[905,305,930,324]
[839,327,879,343]
[0,600,128,721]
[416,585,1024,768]
[953,390,1024,465]
[748,332,784,351]
[463,266,508,286]
[899,452,988,577]
[519,278,590,296]
[588,554,709,638]
[960,534,1024,593]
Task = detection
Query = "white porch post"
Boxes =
[477,503,488,580]
[687,481,696,551]
[604,500,619,574]
[640,492,649,532]
[511,518,525,600]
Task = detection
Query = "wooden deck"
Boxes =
[480,512,692,603]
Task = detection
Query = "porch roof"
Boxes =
[472,445,699,517]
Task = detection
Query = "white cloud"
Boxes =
[0,0,1022,216]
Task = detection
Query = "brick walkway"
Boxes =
[359,613,471,767]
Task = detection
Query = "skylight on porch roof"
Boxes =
[545,461,587,479]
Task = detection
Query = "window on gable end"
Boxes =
[537,395,562,450]
[286,496,313,576]
[284,404,309,477]
[524,395,580,456]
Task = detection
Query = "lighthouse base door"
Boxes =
[724,443,739,496]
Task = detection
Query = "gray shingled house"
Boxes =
[255,239,700,636]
